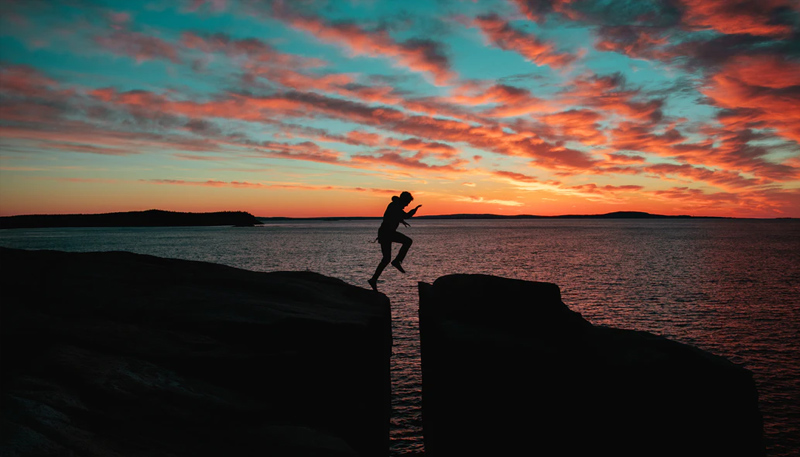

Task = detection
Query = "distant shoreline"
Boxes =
[0,210,261,229]
[1,210,795,229]
[261,211,796,222]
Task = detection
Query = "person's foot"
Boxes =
[391,260,406,273]
[368,278,378,291]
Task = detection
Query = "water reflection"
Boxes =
[1,219,798,456]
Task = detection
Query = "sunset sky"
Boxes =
[1,0,799,218]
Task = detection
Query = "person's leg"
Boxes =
[369,240,392,289]
[391,232,412,272]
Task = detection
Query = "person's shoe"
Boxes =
[391,260,406,273]
[368,278,378,291]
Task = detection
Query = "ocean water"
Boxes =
[1,218,798,456]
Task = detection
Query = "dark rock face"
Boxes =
[0,248,391,457]
[419,274,764,457]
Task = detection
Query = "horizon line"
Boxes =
[1,209,796,221]
[260,212,797,221]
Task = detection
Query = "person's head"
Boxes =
[399,191,414,207]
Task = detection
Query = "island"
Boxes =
[0,210,262,229]
[417,210,699,219]
[257,211,744,222]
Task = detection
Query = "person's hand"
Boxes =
[402,221,410,227]
[415,205,422,209]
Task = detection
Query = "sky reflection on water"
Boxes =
[1,219,798,456]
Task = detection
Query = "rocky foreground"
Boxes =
[1,249,764,456]
[0,248,391,456]
[419,275,764,456]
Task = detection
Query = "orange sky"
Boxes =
[1,0,799,218]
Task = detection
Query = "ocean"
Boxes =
[1,218,798,456]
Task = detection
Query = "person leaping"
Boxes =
[368,191,421,291]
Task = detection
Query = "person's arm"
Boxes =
[404,205,422,219]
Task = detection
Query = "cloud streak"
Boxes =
[1,1,798,217]
[273,6,456,85]
[471,13,580,69]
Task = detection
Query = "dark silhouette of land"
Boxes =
[0,209,261,229]
[259,211,762,222]
[419,210,698,219]
[2,210,789,229]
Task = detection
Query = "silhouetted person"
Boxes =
[368,191,421,291]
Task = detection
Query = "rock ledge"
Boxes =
[419,274,763,456]
[1,248,391,457]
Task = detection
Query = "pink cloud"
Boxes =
[346,131,383,146]
[180,33,418,107]
[594,25,672,60]
[492,170,540,183]
[605,153,646,164]
[185,0,228,13]
[644,163,765,190]
[90,88,308,122]
[95,30,180,63]
[610,115,800,184]
[276,10,456,85]
[0,121,225,156]
[448,83,557,117]
[679,0,796,37]
[107,11,132,25]
[256,140,344,164]
[351,151,467,172]
[471,14,580,69]
[600,121,796,187]
[146,179,248,187]
[0,65,61,98]
[718,55,800,89]
[540,109,607,145]
[96,29,359,104]
[701,54,800,147]
[510,0,582,23]
[645,186,800,216]
[651,186,800,216]
[385,137,459,159]
[44,141,139,156]
[559,72,664,123]
[142,178,397,195]
[513,0,797,38]
[609,122,692,156]
[250,67,356,93]
[567,183,644,194]
[54,177,119,184]
[348,84,406,104]
[87,83,599,173]
[397,97,489,124]
[453,195,524,206]
[181,31,324,68]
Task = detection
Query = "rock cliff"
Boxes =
[0,247,391,457]
[1,249,766,456]
[419,274,764,456]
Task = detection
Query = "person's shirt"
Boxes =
[379,198,410,233]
